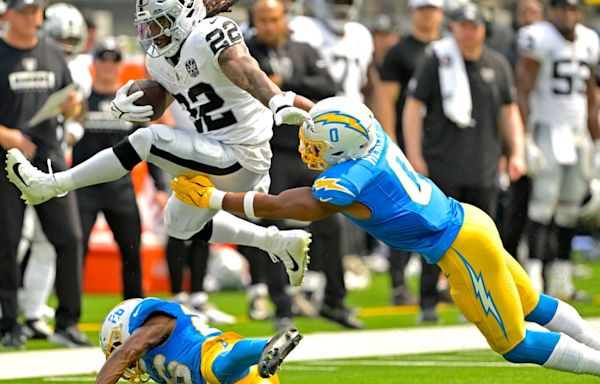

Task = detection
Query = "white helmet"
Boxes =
[579,179,600,228]
[299,97,377,171]
[43,3,87,56]
[297,0,363,34]
[99,299,146,382]
[134,0,206,58]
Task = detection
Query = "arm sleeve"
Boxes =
[282,43,337,100]
[408,51,438,103]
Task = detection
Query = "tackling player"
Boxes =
[96,297,301,384]
[173,97,600,377]
[5,0,313,286]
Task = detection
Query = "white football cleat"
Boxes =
[5,148,67,205]
[265,226,311,287]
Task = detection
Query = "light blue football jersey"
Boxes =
[312,124,465,264]
[128,298,221,384]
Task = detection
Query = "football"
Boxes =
[127,79,169,121]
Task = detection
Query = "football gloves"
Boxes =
[171,175,225,209]
[110,80,155,123]
[525,134,547,176]
[269,91,312,126]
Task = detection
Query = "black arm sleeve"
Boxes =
[282,43,337,101]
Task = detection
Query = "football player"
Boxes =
[173,97,600,376]
[97,297,301,384]
[5,0,313,286]
[516,0,600,298]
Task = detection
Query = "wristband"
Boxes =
[209,189,226,210]
[268,91,296,114]
[243,191,257,219]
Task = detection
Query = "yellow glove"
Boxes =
[170,175,226,209]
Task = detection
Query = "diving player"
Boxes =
[5,0,312,286]
[173,97,600,377]
[97,297,301,384]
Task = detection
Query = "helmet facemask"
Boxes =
[299,126,331,171]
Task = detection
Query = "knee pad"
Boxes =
[127,127,153,161]
[525,294,558,325]
[503,329,560,365]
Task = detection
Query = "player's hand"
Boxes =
[507,153,526,182]
[171,175,218,209]
[525,134,546,176]
[0,128,36,159]
[110,80,154,123]
[59,90,82,119]
[269,91,313,126]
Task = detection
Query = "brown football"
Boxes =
[127,79,169,121]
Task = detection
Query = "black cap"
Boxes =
[451,3,486,26]
[7,0,45,10]
[369,15,394,33]
[93,37,123,62]
[550,0,581,7]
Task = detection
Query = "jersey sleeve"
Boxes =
[408,50,438,103]
[195,16,246,69]
[587,28,600,66]
[379,42,403,82]
[312,174,358,206]
[517,23,547,62]
[128,298,179,333]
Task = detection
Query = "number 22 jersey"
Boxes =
[146,16,274,173]
[311,124,465,264]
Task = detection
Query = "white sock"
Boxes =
[208,211,269,250]
[54,148,128,191]
[544,333,600,376]
[545,300,600,350]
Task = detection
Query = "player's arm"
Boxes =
[0,125,36,159]
[379,81,400,143]
[515,55,540,128]
[499,103,526,181]
[362,61,382,118]
[96,315,175,384]
[586,66,600,141]
[403,97,428,176]
[170,176,372,221]
[218,44,314,118]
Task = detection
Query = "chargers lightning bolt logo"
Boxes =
[313,111,369,139]
[313,178,355,196]
[454,249,508,339]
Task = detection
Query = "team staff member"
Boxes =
[73,37,143,300]
[0,0,88,348]
[246,0,362,329]
[378,0,444,317]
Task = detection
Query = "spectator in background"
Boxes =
[16,1,92,342]
[73,37,144,300]
[516,0,599,299]
[246,0,362,329]
[369,14,399,74]
[403,3,526,321]
[0,0,88,348]
[378,0,444,314]
[499,0,543,261]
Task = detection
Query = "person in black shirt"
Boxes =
[403,3,526,321]
[378,0,444,318]
[245,0,362,330]
[0,0,88,348]
[73,38,144,300]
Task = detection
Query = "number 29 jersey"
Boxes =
[146,16,273,173]
[311,124,464,264]
[517,21,599,128]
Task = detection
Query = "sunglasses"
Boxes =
[95,51,122,62]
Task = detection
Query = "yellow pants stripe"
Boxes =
[437,203,540,355]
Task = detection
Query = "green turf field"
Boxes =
[3,350,600,384]
[2,258,600,382]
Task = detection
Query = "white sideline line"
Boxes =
[1,318,599,380]
[303,360,536,368]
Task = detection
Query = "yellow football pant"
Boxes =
[437,203,540,354]
[201,332,280,384]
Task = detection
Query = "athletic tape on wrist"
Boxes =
[209,189,226,210]
[243,191,257,219]
[268,91,296,114]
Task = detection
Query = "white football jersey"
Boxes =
[68,53,92,100]
[146,16,273,172]
[289,16,374,102]
[518,21,600,129]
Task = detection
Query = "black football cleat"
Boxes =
[258,327,302,378]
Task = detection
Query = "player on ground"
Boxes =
[96,297,301,384]
[173,97,600,377]
[5,0,312,286]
